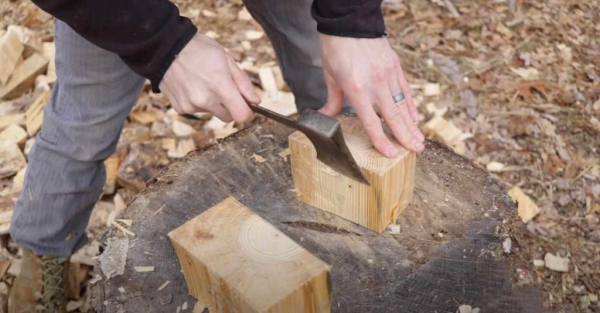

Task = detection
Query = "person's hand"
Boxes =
[318,34,425,157]
[159,34,260,122]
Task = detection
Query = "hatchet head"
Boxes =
[295,110,369,185]
[250,105,369,185]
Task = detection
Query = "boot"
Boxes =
[9,248,69,313]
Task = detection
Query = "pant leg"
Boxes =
[243,0,328,112]
[11,21,145,257]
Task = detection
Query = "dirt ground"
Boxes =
[0,0,599,312]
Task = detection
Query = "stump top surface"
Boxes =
[92,118,543,313]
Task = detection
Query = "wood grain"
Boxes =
[169,197,331,313]
[289,116,416,233]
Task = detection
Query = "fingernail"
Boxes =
[413,140,425,151]
[386,146,399,158]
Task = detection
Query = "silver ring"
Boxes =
[393,93,405,103]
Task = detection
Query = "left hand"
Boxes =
[318,34,424,157]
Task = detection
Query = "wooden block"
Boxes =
[103,154,120,195]
[508,186,541,223]
[0,141,26,179]
[0,30,25,85]
[42,42,56,84]
[25,90,50,137]
[0,53,48,100]
[168,197,331,313]
[0,124,27,145]
[289,116,416,233]
[12,166,26,193]
[0,113,25,131]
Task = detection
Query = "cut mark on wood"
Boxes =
[282,221,361,236]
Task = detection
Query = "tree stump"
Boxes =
[92,117,543,312]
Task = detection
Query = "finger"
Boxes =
[375,89,424,153]
[346,92,398,158]
[387,74,424,142]
[395,60,419,122]
[209,103,234,123]
[214,74,254,123]
[228,58,261,104]
[318,70,344,116]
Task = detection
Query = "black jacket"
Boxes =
[32,0,385,92]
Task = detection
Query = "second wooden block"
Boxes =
[169,197,331,313]
[289,116,416,233]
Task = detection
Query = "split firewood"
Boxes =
[0,141,26,179]
[0,53,49,100]
[0,113,25,131]
[172,120,196,137]
[42,42,56,84]
[129,108,164,125]
[103,154,120,195]
[0,124,27,145]
[167,138,196,159]
[0,210,13,236]
[25,90,50,136]
[0,30,25,85]
[23,138,34,158]
[12,166,27,193]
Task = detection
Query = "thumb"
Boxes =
[318,70,344,116]
[228,58,261,105]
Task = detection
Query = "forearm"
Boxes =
[311,0,385,38]
[32,0,197,92]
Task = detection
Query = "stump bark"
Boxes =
[92,118,543,313]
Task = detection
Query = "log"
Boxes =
[0,53,48,100]
[169,197,331,312]
[92,116,544,313]
[0,30,24,85]
[289,117,416,233]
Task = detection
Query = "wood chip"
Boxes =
[193,301,208,313]
[116,219,132,226]
[252,153,267,163]
[278,148,291,158]
[134,266,155,273]
[103,154,120,195]
[158,280,170,291]
[0,141,26,179]
[423,83,441,96]
[111,220,135,237]
[245,30,264,41]
[168,138,196,159]
[388,224,401,234]
[544,253,569,272]
[508,186,541,223]
[237,7,252,21]
[129,109,164,125]
[0,124,27,145]
[23,138,34,158]
[486,161,505,172]
[172,120,197,137]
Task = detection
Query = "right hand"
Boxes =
[159,34,260,122]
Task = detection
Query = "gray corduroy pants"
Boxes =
[11,0,327,257]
